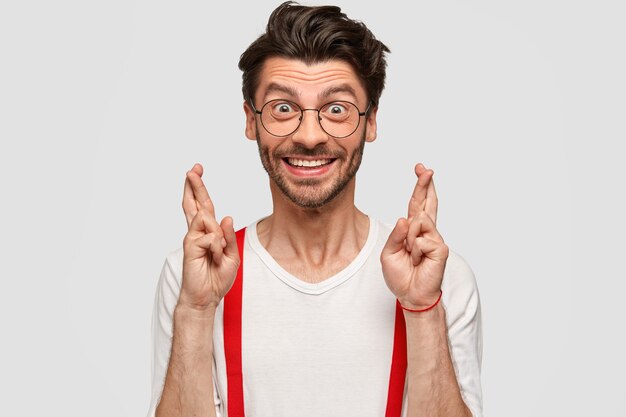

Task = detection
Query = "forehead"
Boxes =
[256,56,367,103]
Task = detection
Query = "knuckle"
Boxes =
[189,213,202,228]
[207,231,222,242]
[204,200,216,212]
[182,200,194,212]
[204,228,224,243]
[195,210,212,225]
[198,207,215,219]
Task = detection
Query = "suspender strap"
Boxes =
[223,227,408,416]
[385,300,408,417]
[223,228,247,417]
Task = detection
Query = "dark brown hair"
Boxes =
[238,1,390,108]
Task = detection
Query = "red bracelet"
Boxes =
[399,290,443,313]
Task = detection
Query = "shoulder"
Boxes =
[165,246,184,273]
[443,250,478,296]
[158,247,184,294]
[166,246,184,267]
[375,218,395,235]
[443,249,476,289]
[373,218,394,249]
[440,250,481,339]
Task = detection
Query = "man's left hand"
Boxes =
[380,163,449,310]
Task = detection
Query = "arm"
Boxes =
[403,303,472,417]
[146,254,224,417]
[381,164,481,417]
[151,163,239,417]
[156,305,218,417]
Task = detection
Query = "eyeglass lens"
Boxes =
[260,99,361,138]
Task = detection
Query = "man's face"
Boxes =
[244,57,378,209]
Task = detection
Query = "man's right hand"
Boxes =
[179,163,240,311]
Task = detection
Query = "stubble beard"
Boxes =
[256,129,366,209]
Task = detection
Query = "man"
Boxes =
[148,2,482,417]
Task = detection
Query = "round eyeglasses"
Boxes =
[250,99,371,138]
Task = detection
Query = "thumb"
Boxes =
[220,216,239,261]
[381,217,409,258]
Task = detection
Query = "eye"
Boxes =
[328,104,347,114]
[273,102,295,113]
[322,102,352,121]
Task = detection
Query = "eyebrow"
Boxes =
[264,83,300,100]
[318,84,358,100]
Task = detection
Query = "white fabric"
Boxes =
[147,217,483,417]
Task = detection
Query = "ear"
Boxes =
[243,101,258,141]
[364,105,378,143]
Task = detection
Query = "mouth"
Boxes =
[284,157,336,168]
[281,157,337,177]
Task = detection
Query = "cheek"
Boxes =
[257,137,280,165]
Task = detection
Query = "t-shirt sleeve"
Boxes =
[441,250,483,417]
[146,249,224,417]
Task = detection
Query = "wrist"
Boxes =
[177,291,221,313]
[398,289,443,312]
[174,302,217,323]
[402,300,445,324]
[172,304,217,346]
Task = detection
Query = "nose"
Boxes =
[290,109,329,148]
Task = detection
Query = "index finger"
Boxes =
[407,163,433,220]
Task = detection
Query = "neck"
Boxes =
[256,178,370,282]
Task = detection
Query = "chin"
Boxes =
[277,176,353,209]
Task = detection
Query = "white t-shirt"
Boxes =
[147,217,483,417]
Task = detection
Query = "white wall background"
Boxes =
[1,0,624,416]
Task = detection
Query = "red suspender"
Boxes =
[223,228,247,417]
[385,301,408,417]
[223,227,408,417]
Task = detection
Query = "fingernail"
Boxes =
[221,238,227,247]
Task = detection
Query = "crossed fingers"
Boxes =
[181,163,229,258]
[407,163,438,225]
[183,163,217,228]
[405,163,443,263]
[184,208,228,261]
[405,211,446,265]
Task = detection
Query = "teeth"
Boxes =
[287,158,332,167]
